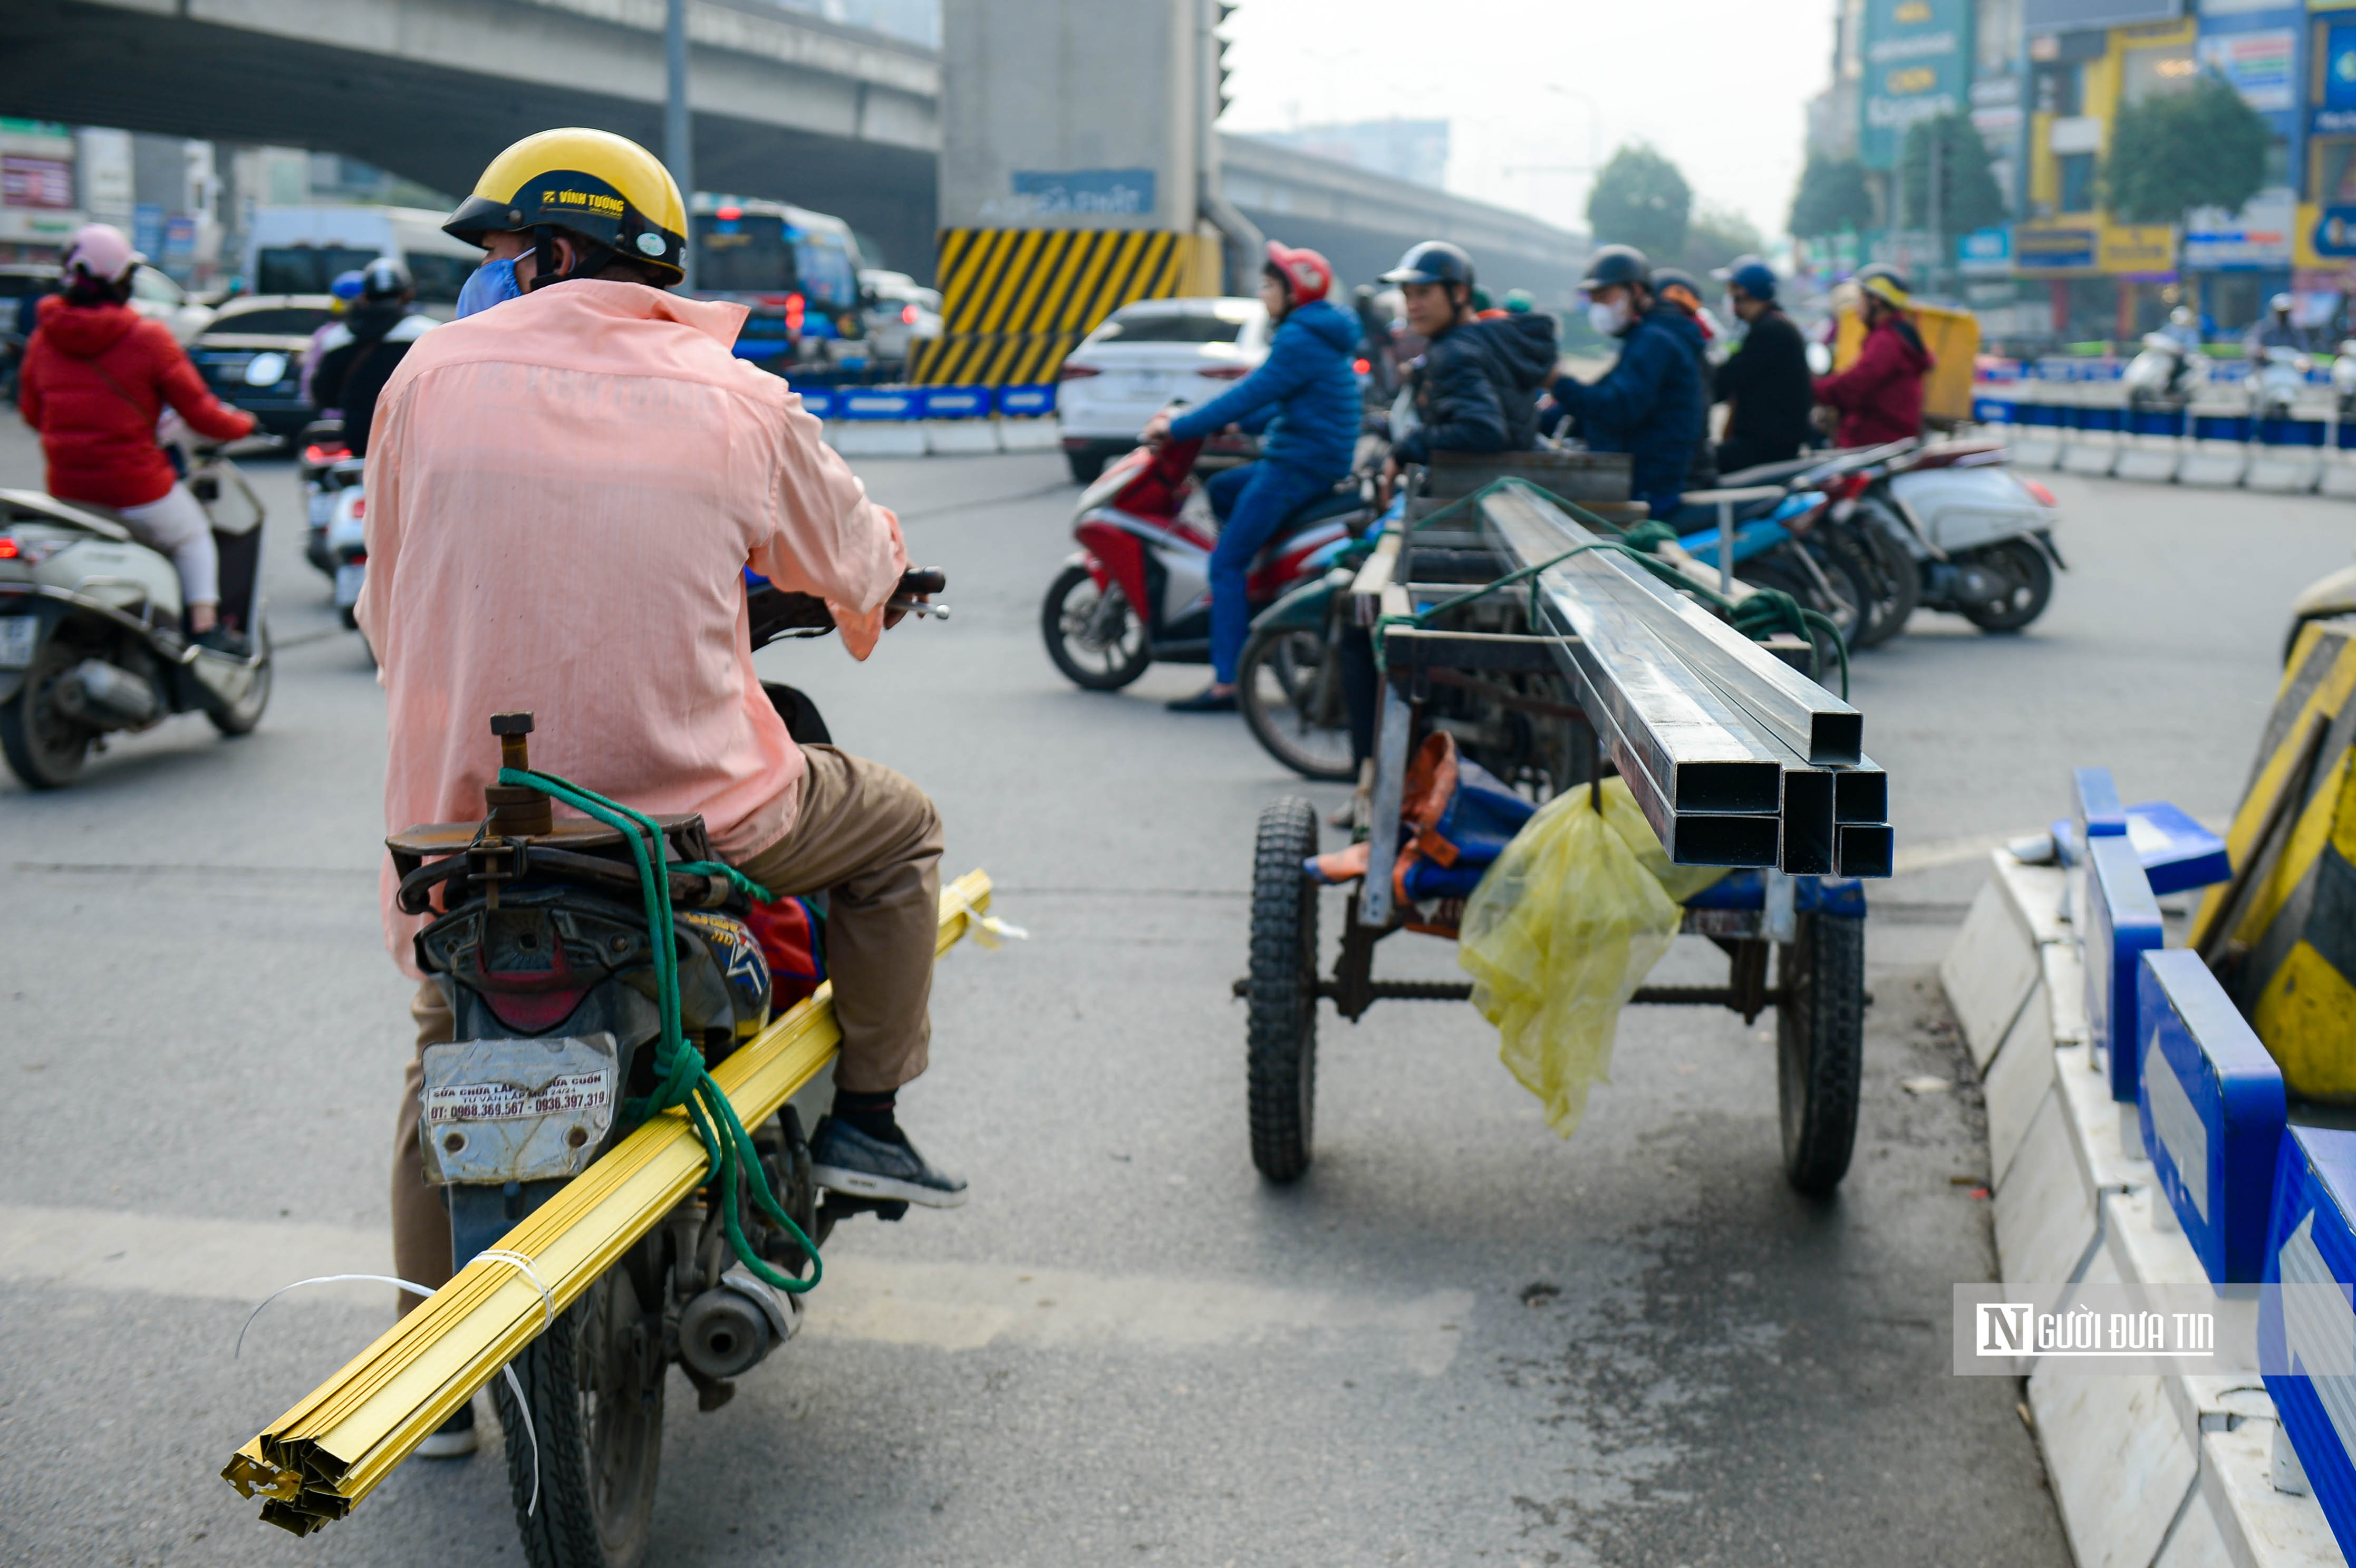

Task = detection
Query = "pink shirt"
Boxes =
[356,280,906,974]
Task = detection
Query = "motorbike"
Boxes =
[2246,346,2311,421]
[0,443,274,788]
[1814,439,2064,633]
[2121,331,2207,410]
[1041,432,1375,690]
[394,564,941,1568]
[294,420,371,628]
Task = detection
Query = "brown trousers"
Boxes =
[391,744,943,1312]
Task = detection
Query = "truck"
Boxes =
[242,206,482,308]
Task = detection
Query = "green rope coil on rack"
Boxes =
[1371,475,1848,698]
[496,766,824,1296]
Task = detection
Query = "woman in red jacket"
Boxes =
[18,224,256,645]
[1812,267,1933,449]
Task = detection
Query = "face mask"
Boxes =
[455,256,524,320]
[1587,297,1630,337]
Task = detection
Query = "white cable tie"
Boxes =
[235,1273,440,1360]
[499,1361,540,1517]
[473,1248,556,1330]
[943,884,1027,949]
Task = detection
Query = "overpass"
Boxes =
[0,0,1583,294]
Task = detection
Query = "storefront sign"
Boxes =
[2296,199,2356,262]
[2102,224,2180,273]
[2016,225,2100,270]
[1,156,71,209]
[1860,0,1971,168]
[1959,226,2014,275]
[2185,190,2297,267]
[2198,26,2299,110]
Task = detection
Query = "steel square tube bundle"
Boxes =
[1470,488,1888,875]
[221,871,996,1535]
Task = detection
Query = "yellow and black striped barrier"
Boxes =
[911,227,1211,386]
[2197,620,2356,1098]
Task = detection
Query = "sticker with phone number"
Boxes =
[423,1071,612,1124]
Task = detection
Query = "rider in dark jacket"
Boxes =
[311,256,433,458]
[1709,255,1816,476]
[1390,306,1558,464]
[1548,245,1706,520]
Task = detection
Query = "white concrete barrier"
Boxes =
[1944,848,2342,1568]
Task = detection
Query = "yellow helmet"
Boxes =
[444,128,688,284]
[1856,266,1913,312]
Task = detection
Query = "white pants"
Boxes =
[118,482,218,607]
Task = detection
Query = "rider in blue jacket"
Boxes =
[1548,245,1707,521]
[1145,241,1359,712]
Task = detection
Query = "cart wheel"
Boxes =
[1247,797,1320,1182]
[1775,911,1863,1195]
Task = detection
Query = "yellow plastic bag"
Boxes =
[1457,779,1724,1136]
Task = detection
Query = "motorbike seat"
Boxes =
[1270,488,1365,541]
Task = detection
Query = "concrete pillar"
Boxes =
[924,0,1231,386]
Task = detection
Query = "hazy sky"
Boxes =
[1221,0,1836,241]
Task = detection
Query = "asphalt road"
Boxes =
[2,423,2348,1568]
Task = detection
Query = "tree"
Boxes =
[1898,112,2006,238]
[1788,152,1876,240]
[1587,144,1692,263]
[2103,72,2269,224]
[1683,203,1766,275]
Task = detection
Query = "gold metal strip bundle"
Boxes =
[223,870,996,1534]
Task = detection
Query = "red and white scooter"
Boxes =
[1040,435,1372,690]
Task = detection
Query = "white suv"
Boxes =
[1056,297,1269,483]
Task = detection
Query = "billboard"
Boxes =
[1860,0,1973,169]
[2024,0,2181,33]
[2199,26,2300,110]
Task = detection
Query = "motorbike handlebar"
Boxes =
[746,566,949,651]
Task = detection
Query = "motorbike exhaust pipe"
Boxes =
[54,659,160,729]
[677,1268,803,1380]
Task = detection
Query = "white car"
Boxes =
[858,268,942,373]
[1055,296,1269,483]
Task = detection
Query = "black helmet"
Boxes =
[1650,267,1704,302]
[360,255,412,303]
[1583,244,1649,291]
[1381,240,1475,289]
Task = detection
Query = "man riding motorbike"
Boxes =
[1813,264,1932,448]
[356,129,961,1456]
[16,222,256,648]
[298,268,367,408]
[311,256,433,459]
[1709,255,1814,475]
[1377,239,1557,498]
[1547,244,1707,521]
[2245,292,2314,360]
[1142,240,1359,713]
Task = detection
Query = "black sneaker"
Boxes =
[808,1116,968,1208]
[416,1398,477,1459]
[194,626,252,658]
[1165,685,1237,713]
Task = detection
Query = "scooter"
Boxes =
[2247,346,2311,421]
[1827,439,2064,633]
[2122,332,2207,410]
[1041,433,1374,691]
[0,444,274,787]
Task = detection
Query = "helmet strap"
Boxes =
[526,224,562,293]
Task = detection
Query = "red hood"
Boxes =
[36,295,141,359]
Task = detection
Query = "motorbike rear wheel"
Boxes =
[1041,564,1151,690]
[494,1261,665,1568]
[1238,623,1355,782]
[0,637,94,788]
[1737,555,1857,680]
[1840,506,1919,649]
[1956,540,2054,633]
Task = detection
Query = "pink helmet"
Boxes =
[1264,240,1334,305]
[62,222,141,285]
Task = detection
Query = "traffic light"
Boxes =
[1215,2,1238,120]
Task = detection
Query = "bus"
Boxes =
[689,193,870,375]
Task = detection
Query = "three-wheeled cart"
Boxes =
[1237,456,1884,1195]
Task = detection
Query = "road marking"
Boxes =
[0,1203,1470,1375]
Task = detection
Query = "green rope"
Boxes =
[1373,473,1848,697]
[496,766,823,1296]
